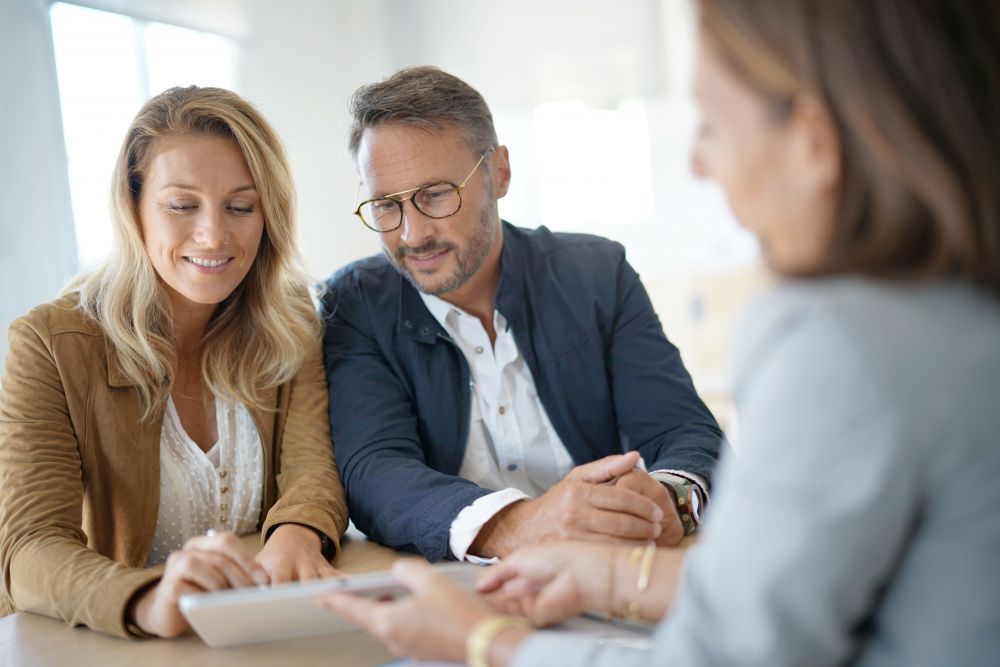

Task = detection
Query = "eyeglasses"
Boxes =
[353,150,493,233]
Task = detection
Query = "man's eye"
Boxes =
[370,199,397,212]
[420,189,449,201]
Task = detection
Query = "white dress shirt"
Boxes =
[420,294,575,560]
[146,396,264,566]
[421,293,707,562]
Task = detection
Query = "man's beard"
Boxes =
[387,198,498,296]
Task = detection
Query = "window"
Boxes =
[49,2,237,269]
[532,98,654,232]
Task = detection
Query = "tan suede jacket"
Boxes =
[0,294,349,637]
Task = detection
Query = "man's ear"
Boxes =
[491,145,512,199]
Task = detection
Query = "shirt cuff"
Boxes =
[449,487,529,561]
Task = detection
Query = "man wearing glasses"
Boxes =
[321,66,724,561]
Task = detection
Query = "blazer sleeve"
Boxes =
[607,256,725,486]
[320,285,491,560]
[0,318,161,638]
[259,336,350,558]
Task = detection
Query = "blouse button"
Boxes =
[220,486,229,494]
[498,406,506,415]
[219,470,228,479]
[220,504,228,512]
[475,346,484,354]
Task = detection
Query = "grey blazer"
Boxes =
[514,278,1000,667]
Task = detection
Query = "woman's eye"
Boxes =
[168,202,196,212]
[228,205,255,215]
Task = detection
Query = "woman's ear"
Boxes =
[789,95,841,195]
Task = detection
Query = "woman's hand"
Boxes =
[256,523,341,584]
[476,541,618,626]
[318,559,499,663]
[129,531,269,638]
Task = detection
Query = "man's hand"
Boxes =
[470,452,664,558]
[613,471,684,546]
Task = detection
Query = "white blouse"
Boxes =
[145,396,264,566]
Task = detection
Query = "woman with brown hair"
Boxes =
[317,1,1000,665]
[0,86,348,638]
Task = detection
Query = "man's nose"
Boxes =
[398,199,436,246]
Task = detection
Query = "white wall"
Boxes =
[1,0,763,426]
[237,0,387,282]
[0,0,77,367]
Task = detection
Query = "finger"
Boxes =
[391,559,444,596]
[320,564,344,579]
[584,484,664,523]
[266,562,295,585]
[184,532,269,585]
[318,591,386,632]
[530,574,585,626]
[613,470,668,499]
[477,564,519,594]
[580,508,661,541]
[196,551,262,588]
[567,451,640,484]
[166,551,231,592]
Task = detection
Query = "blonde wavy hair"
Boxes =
[72,86,319,420]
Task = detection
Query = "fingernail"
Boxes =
[253,570,269,586]
[652,507,664,522]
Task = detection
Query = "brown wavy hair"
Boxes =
[698,0,1000,296]
[73,86,319,419]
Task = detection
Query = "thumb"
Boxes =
[391,558,440,594]
[568,451,639,483]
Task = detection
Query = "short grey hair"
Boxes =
[347,66,499,160]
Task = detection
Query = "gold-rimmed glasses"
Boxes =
[353,150,493,232]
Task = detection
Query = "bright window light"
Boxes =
[533,98,654,232]
[49,3,236,270]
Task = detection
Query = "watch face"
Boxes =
[689,487,702,523]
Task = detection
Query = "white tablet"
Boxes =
[179,562,481,648]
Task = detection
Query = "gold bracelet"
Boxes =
[467,615,530,667]
[606,548,617,619]
[623,542,656,622]
[636,542,656,593]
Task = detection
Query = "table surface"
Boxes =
[0,533,408,667]
[1,532,673,667]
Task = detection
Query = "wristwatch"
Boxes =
[315,529,336,561]
[653,473,704,535]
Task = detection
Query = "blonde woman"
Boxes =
[0,86,348,639]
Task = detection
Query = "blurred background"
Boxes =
[0,0,771,432]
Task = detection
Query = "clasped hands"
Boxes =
[471,450,685,558]
[129,523,339,637]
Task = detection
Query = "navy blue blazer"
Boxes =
[320,222,724,559]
